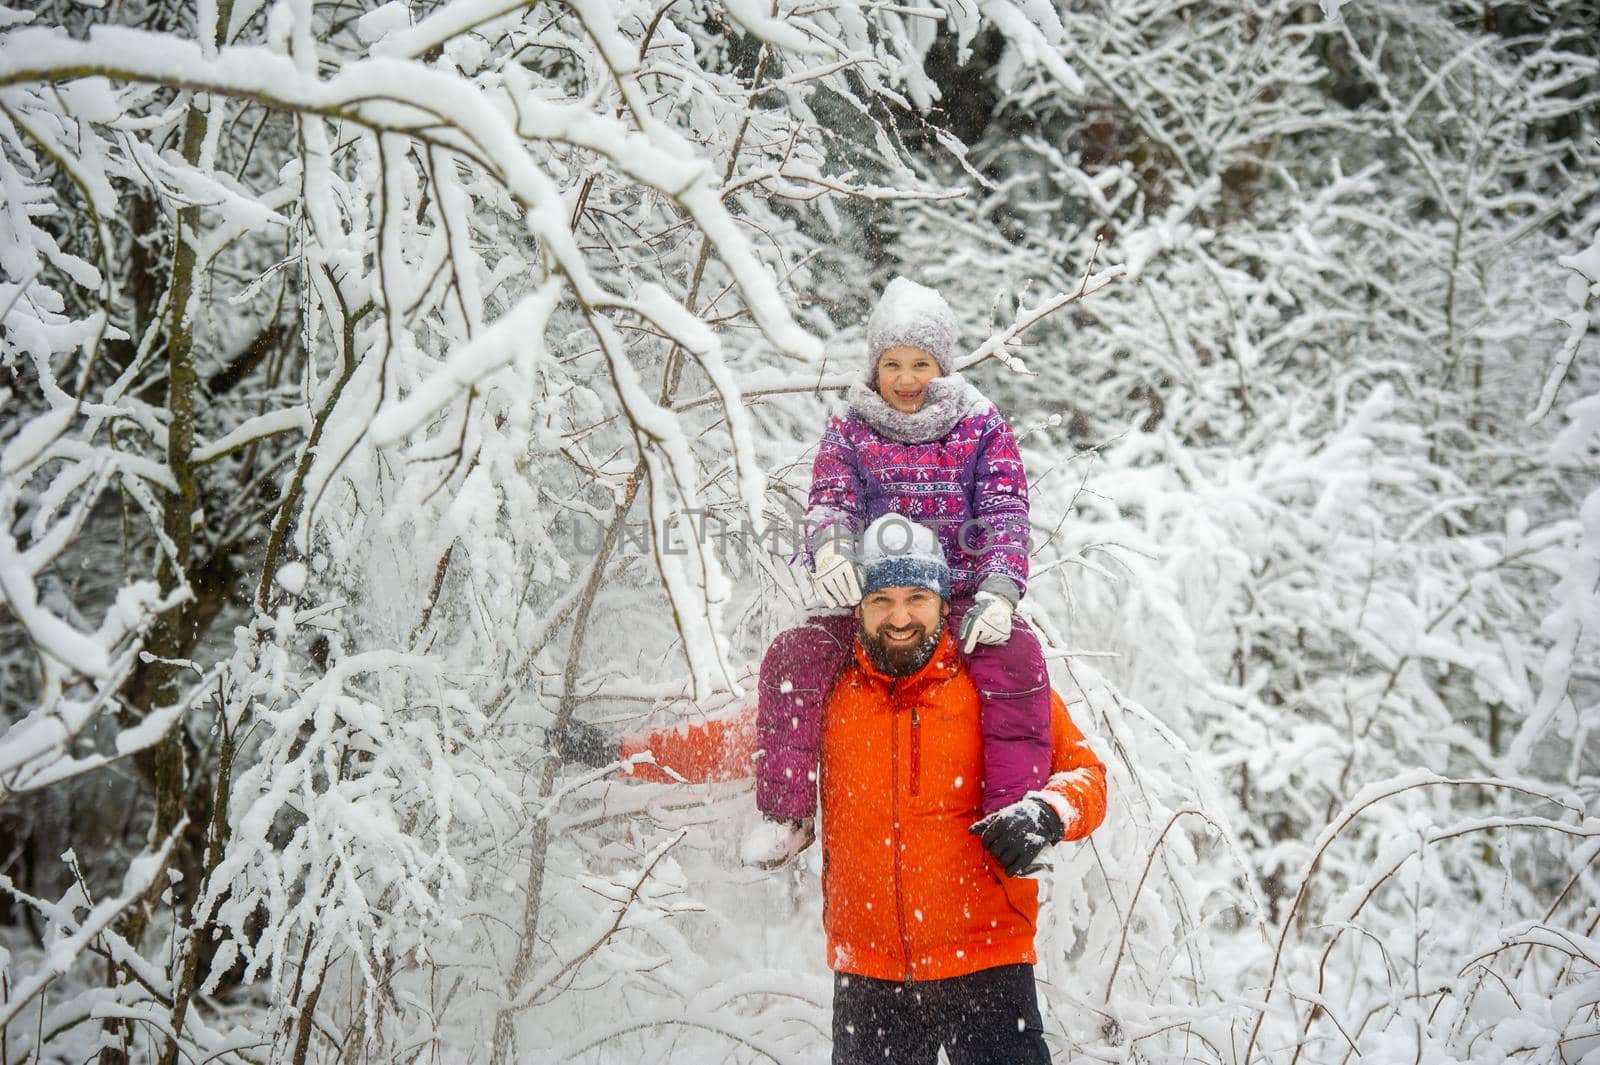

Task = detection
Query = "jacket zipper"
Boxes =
[909,707,921,797]
[889,680,913,985]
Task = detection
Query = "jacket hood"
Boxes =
[846,373,992,445]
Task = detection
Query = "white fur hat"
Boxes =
[866,277,957,379]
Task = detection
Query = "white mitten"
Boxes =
[741,817,817,870]
[959,591,1014,653]
[812,539,863,608]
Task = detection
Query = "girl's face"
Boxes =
[875,346,940,413]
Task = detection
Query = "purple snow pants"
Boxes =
[755,598,1050,820]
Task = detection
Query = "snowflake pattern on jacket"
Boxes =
[807,403,1030,600]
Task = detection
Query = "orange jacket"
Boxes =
[620,628,1107,982]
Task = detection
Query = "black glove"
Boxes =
[970,797,1064,877]
[547,719,618,769]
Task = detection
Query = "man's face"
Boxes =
[857,585,949,676]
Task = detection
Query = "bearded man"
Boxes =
[557,514,1108,1064]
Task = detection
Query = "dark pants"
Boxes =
[832,965,1051,1064]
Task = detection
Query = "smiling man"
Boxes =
[556,514,1108,1063]
[789,515,1106,1064]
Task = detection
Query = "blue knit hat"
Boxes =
[860,514,951,600]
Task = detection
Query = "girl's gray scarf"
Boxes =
[846,373,992,444]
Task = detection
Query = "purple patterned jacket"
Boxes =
[806,375,1030,602]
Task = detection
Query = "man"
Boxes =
[556,513,1107,1063]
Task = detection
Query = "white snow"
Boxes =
[275,561,308,595]
[354,1,409,44]
[0,523,109,678]
[192,408,310,464]
[1,5,1595,1064]
[859,513,943,566]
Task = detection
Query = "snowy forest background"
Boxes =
[1,0,1599,1061]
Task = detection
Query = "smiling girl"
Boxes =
[748,277,1051,866]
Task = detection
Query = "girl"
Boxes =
[750,277,1050,865]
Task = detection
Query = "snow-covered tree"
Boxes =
[0,0,1117,1060]
[2,0,1596,1062]
[852,0,1600,1059]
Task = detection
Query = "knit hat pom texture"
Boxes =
[867,277,958,379]
[860,514,952,600]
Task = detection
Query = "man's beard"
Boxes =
[859,617,945,677]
